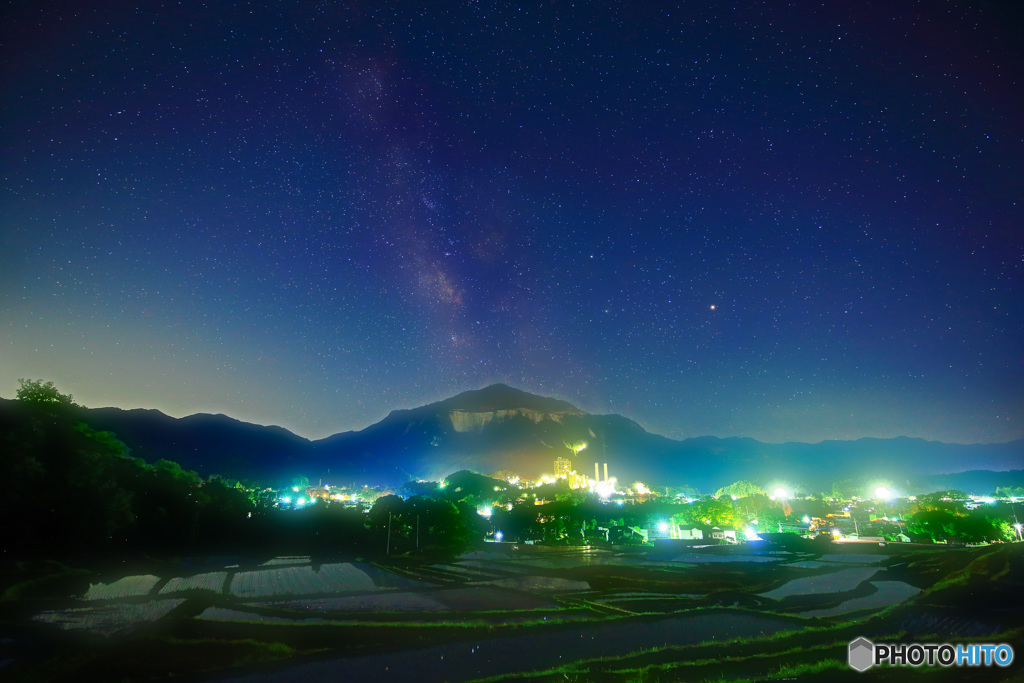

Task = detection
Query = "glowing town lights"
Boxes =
[477,505,493,518]
[494,531,504,541]
[296,497,307,507]
[875,487,892,500]
[280,496,292,504]
[635,482,650,495]
[773,488,789,500]
[658,522,669,533]
[594,478,617,499]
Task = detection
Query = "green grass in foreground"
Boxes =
[1,632,300,683]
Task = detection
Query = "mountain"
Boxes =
[310,383,671,484]
[0,398,312,483]
[305,385,1023,491]
[2,386,1020,493]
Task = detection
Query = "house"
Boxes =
[609,526,646,545]
[708,527,738,544]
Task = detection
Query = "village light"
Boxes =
[495,531,504,541]
[773,488,789,500]
[875,486,892,500]
[658,521,669,533]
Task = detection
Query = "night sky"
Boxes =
[2,1,1021,445]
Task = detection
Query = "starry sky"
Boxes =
[2,1,1021,445]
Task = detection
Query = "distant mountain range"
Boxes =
[2,384,1021,493]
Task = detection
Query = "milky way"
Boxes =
[2,1,1021,444]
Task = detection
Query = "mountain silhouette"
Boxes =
[2,385,1020,492]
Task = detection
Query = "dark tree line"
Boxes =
[1,381,486,557]
[0,387,256,553]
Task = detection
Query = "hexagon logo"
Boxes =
[848,637,875,672]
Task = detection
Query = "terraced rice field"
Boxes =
[259,592,451,614]
[84,574,161,601]
[470,576,592,592]
[196,606,332,625]
[259,556,310,566]
[800,580,921,616]
[160,571,229,595]
[757,566,879,599]
[33,598,184,636]
[270,586,561,613]
[663,553,777,563]
[228,562,379,598]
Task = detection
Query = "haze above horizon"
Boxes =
[2,2,1021,445]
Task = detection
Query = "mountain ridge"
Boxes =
[1,385,1020,492]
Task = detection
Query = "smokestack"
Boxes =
[595,462,600,482]
[604,463,608,481]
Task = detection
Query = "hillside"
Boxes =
[1,387,1020,492]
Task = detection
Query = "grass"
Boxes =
[1,566,93,602]
[3,634,300,683]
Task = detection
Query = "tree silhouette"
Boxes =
[16,378,77,408]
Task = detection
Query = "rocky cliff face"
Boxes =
[448,408,578,432]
